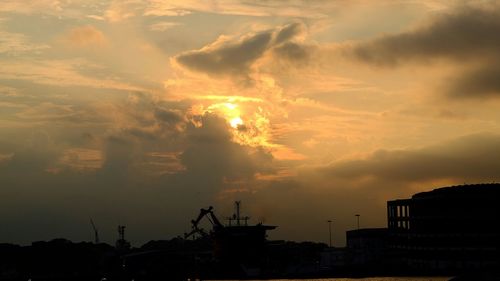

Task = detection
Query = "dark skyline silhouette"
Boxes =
[1,184,499,280]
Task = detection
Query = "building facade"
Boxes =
[346,228,388,267]
[387,183,500,272]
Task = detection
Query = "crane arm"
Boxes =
[184,226,208,239]
[90,219,97,231]
[89,218,100,244]
[192,207,213,228]
[188,206,224,236]
[208,211,223,229]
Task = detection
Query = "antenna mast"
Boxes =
[234,201,250,226]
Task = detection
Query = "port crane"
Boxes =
[184,206,223,239]
[90,218,100,244]
[185,202,277,261]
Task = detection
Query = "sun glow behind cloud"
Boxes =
[3,0,500,246]
[230,116,243,128]
[207,102,241,124]
[203,101,274,148]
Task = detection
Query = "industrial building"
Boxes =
[387,183,500,272]
[346,228,388,267]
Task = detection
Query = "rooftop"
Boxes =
[412,183,500,199]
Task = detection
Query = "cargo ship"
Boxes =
[185,201,276,278]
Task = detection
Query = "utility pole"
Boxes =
[355,214,360,230]
[327,220,332,247]
[235,201,241,226]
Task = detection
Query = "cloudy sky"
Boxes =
[1,0,500,246]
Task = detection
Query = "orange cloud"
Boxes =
[62,25,107,47]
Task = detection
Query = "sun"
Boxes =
[230,116,243,128]
[204,101,272,147]
[208,102,243,128]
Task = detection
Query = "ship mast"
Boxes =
[234,201,249,226]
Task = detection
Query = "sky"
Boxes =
[1,0,500,246]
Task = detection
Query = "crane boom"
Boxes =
[208,211,223,228]
[90,218,100,244]
[188,206,224,238]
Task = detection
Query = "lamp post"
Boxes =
[327,220,332,247]
[355,214,360,230]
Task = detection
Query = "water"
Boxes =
[211,277,451,281]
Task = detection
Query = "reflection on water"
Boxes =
[213,277,451,281]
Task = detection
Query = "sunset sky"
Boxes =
[1,0,500,246]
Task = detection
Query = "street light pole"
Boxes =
[355,214,360,230]
[327,220,332,247]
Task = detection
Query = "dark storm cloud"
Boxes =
[349,5,500,98]
[326,133,500,182]
[351,7,500,65]
[446,63,500,98]
[175,22,309,77]
[274,22,304,44]
[176,31,273,76]
[272,42,311,63]
[178,113,273,192]
[154,108,183,125]
[118,93,188,140]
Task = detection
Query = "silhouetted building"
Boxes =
[387,183,500,273]
[320,247,347,269]
[346,228,388,269]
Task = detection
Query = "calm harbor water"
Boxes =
[212,277,451,281]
